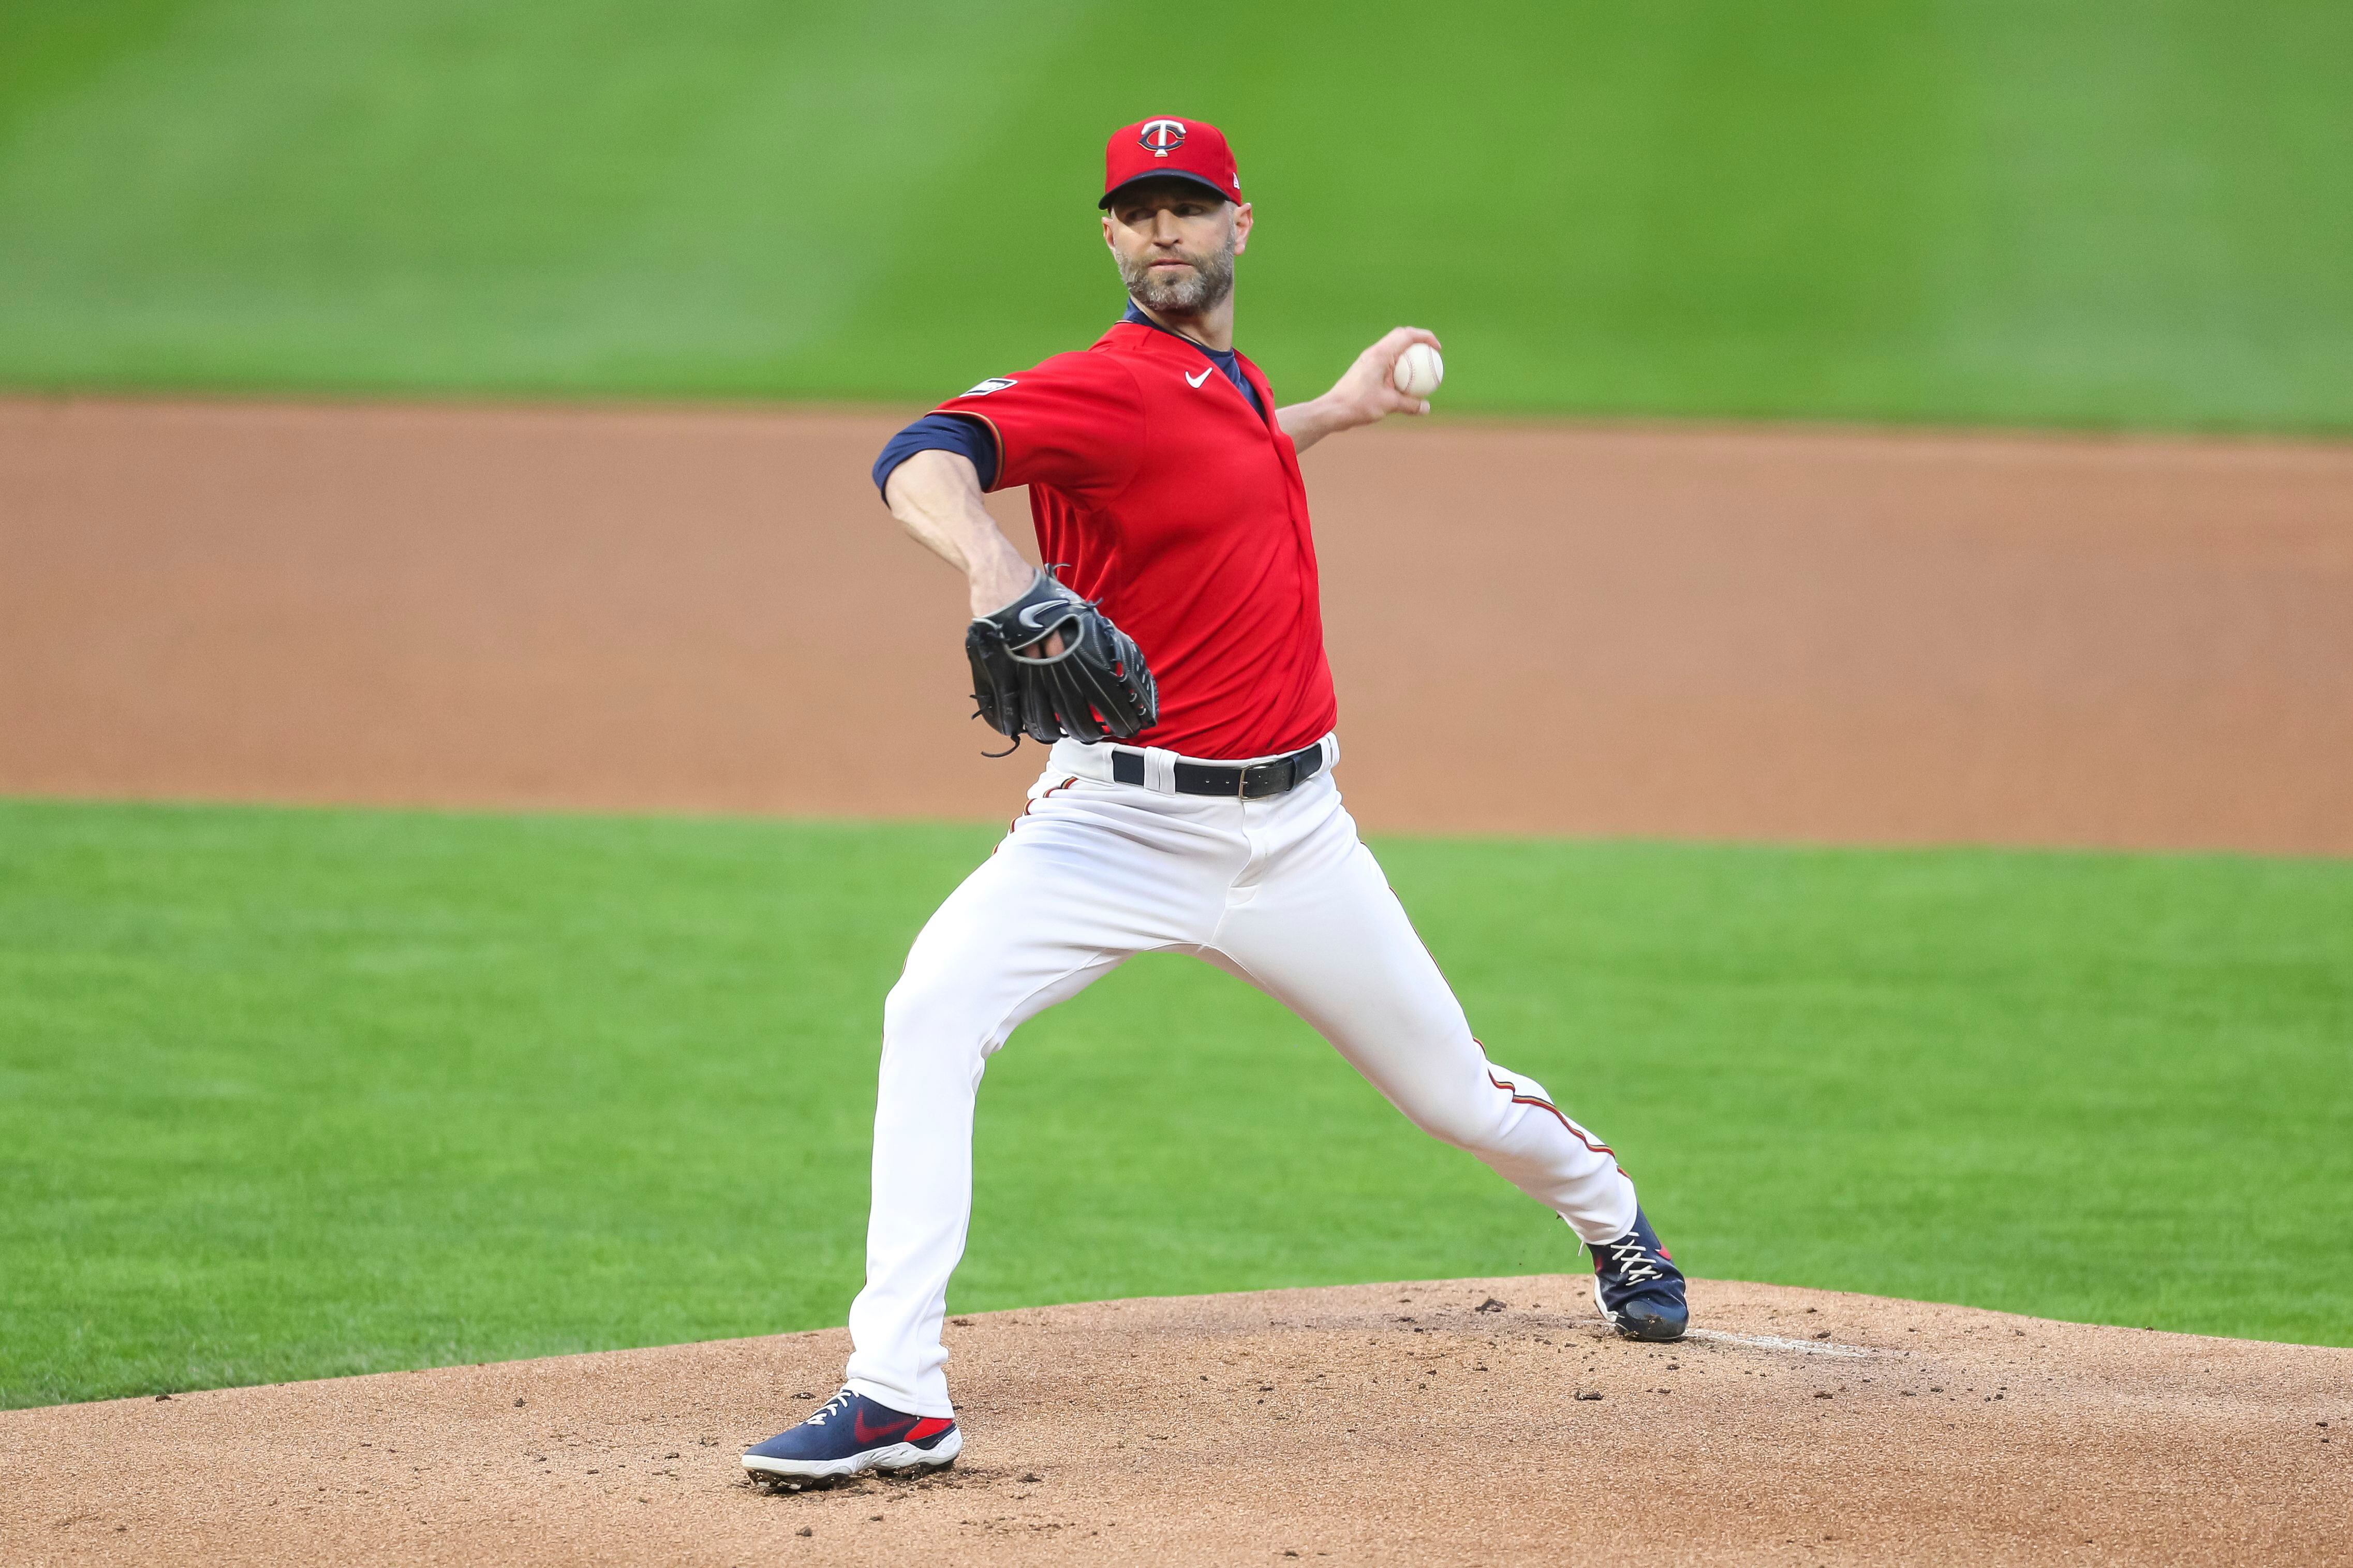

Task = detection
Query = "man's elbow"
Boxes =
[884,449,981,515]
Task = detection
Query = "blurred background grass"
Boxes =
[5,800,2346,1408]
[3,0,2348,428]
[5,3,2349,1409]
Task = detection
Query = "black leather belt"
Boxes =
[1109,742,1327,799]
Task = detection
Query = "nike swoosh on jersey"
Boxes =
[1185,367,1213,387]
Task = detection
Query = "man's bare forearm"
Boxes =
[1275,395,1356,455]
[882,449,1038,615]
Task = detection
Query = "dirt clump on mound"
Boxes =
[6,1277,2345,1566]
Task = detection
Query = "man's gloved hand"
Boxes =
[966,568,1158,748]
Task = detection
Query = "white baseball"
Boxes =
[1392,341,1444,399]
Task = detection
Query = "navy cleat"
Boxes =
[1590,1207,1689,1342]
[741,1387,962,1483]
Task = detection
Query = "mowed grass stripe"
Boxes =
[1,798,2346,1409]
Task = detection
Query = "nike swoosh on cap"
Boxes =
[1185,367,1212,387]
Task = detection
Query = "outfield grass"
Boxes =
[2,1,2348,430]
[2,798,2346,1409]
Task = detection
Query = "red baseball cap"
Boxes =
[1100,116,1242,209]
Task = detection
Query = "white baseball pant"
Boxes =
[842,735,1640,1417]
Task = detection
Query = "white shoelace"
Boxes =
[1602,1234,1663,1286]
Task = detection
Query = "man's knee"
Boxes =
[1401,1092,1512,1152]
[1401,1061,1565,1152]
[881,972,995,1066]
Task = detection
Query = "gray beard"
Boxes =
[1119,233,1236,317]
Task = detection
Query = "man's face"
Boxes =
[1102,179,1253,316]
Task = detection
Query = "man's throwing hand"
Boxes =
[1277,326,1443,455]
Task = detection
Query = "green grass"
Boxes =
[2,800,2347,1409]
[2,1,2349,430]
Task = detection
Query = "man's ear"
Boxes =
[1102,213,1117,250]
[1231,201,1254,256]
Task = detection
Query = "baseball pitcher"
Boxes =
[744,116,1688,1485]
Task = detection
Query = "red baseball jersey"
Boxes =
[935,320,1336,761]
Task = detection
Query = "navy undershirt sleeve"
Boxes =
[872,412,998,496]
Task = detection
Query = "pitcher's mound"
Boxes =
[7,1277,2345,1565]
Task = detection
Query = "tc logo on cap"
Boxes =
[1138,119,1187,157]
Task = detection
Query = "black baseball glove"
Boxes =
[966,568,1157,748]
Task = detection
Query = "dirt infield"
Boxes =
[7,1276,2345,1567]
[4,396,2349,852]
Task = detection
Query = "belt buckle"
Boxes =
[1238,760,1279,799]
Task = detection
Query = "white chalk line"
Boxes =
[1686,1327,1873,1358]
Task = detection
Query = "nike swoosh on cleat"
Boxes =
[1185,367,1212,387]
[852,1409,914,1446]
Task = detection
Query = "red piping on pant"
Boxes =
[1005,775,1081,839]
[1485,1064,1626,1174]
